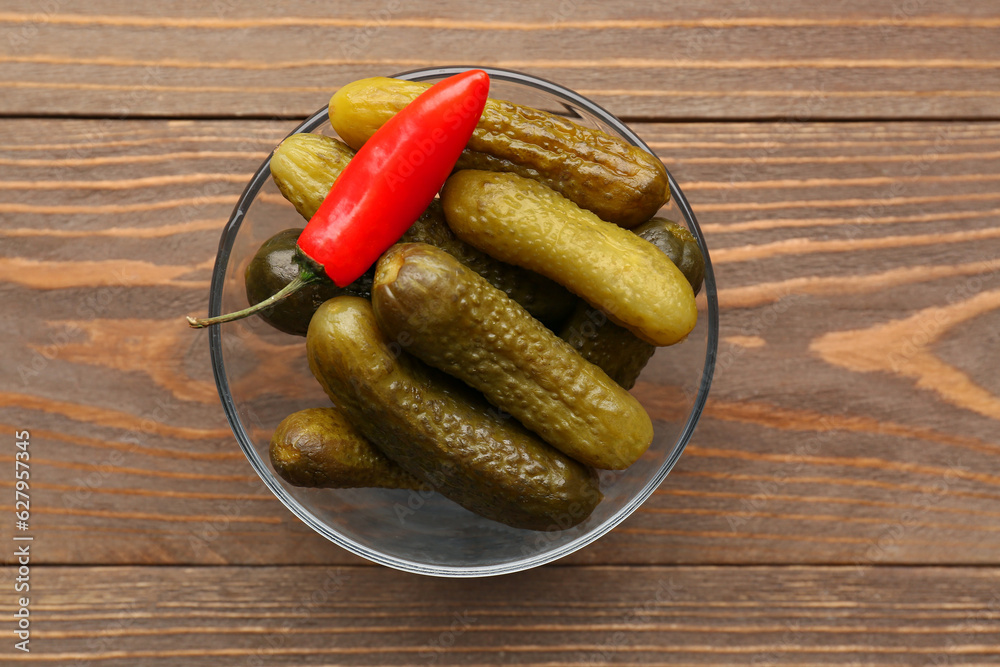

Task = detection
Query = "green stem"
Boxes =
[186,270,320,329]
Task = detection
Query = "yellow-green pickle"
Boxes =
[560,218,707,389]
[330,77,669,227]
[442,170,698,346]
[306,297,602,531]
[372,243,654,470]
[270,407,422,490]
[269,132,354,220]
[269,132,575,325]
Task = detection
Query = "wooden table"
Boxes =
[3,2,1000,664]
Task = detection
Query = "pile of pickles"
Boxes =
[255,77,704,532]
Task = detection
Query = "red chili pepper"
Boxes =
[188,69,490,328]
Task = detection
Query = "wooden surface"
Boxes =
[6,566,1000,665]
[2,1,1000,664]
[4,1,1000,120]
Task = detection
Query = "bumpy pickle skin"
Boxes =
[372,243,654,470]
[306,297,602,531]
[329,77,669,228]
[441,170,698,347]
[559,217,707,389]
[269,132,575,326]
[632,217,705,296]
[402,202,575,326]
[269,132,355,221]
[270,407,422,490]
[559,305,655,391]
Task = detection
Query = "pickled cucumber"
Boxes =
[270,132,575,325]
[306,297,602,531]
[559,305,654,391]
[270,407,422,490]
[330,77,669,228]
[372,243,653,470]
[270,132,355,221]
[560,218,707,388]
[442,170,698,346]
[633,217,705,296]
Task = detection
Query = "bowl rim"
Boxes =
[206,66,719,577]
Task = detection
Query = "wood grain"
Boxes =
[1,1,1000,119]
[3,5,998,665]
[2,565,998,665]
[1,118,998,567]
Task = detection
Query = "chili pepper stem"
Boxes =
[186,270,321,329]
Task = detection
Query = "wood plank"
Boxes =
[3,565,998,665]
[1,118,999,566]
[1,1,1000,119]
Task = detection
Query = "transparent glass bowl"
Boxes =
[207,66,718,577]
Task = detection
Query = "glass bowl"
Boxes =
[206,66,718,577]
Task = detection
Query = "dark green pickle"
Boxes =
[244,228,371,336]
[559,218,706,389]
[559,305,655,390]
[372,243,653,470]
[633,217,705,296]
[270,407,422,490]
[306,297,602,531]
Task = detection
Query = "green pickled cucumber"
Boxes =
[270,132,575,326]
[560,217,707,389]
[559,305,654,391]
[244,228,370,336]
[633,217,705,296]
[270,132,355,220]
[270,407,422,490]
[306,297,602,531]
[330,76,669,228]
[372,243,653,470]
[442,170,698,347]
